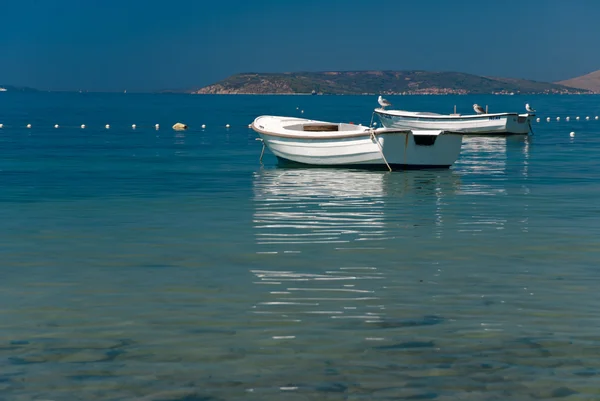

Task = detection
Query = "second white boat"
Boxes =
[251,116,463,170]
[374,104,535,135]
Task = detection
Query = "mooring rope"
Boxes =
[528,120,535,136]
[256,138,266,163]
[369,129,392,172]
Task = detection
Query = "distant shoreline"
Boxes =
[3,68,599,94]
[169,90,598,96]
[190,70,593,96]
[2,91,599,95]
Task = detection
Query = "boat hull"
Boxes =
[375,109,534,135]
[253,117,463,169]
[274,157,454,170]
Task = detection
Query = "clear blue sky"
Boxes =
[2,0,599,91]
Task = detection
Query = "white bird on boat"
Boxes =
[378,95,392,109]
[473,104,486,114]
[525,103,535,113]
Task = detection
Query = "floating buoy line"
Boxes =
[0,122,256,130]
[534,116,598,123]
[0,116,597,131]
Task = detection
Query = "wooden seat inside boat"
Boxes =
[303,124,339,132]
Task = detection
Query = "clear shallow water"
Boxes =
[1,93,600,400]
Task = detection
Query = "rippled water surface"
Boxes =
[1,93,600,400]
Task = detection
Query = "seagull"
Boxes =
[473,104,486,114]
[378,95,392,109]
[525,103,535,113]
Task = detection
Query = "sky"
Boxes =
[1,0,599,92]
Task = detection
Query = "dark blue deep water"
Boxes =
[1,93,600,400]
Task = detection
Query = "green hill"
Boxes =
[191,70,587,95]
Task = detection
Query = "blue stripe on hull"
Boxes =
[446,131,529,136]
[275,157,451,171]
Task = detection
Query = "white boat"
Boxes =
[374,107,535,135]
[251,115,463,170]
[0,88,7,92]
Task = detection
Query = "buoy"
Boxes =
[536,118,540,122]
[570,132,575,137]
[373,122,378,126]
[546,117,550,122]
[201,124,206,129]
[155,124,159,130]
[105,124,110,129]
[54,124,59,128]
[0,124,3,128]
[81,124,86,129]
[26,124,32,128]
[248,124,252,128]
[576,116,580,120]
[296,107,299,110]
[301,110,304,114]
[225,124,230,128]
[132,124,137,129]
[566,117,570,122]
[596,116,599,120]
[586,116,590,121]
[556,117,560,122]
[172,122,188,131]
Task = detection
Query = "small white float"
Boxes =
[172,122,188,131]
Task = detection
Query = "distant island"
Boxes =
[187,70,593,95]
[557,69,600,93]
[0,85,38,92]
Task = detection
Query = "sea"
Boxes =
[0,92,599,401]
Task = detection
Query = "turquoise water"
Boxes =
[1,93,600,400]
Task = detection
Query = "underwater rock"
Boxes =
[137,389,219,401]
[376,340,435,350]
[551,387,578,398]
[374,315,444,329]
[59,350,112,363]
[8,355,46,365]
[574,368,597,377]
[9,340,30,345]
[316,382,348,393]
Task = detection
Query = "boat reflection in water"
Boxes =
[253,168,387,247]
[455,135,531,233]
[252,167,462,248]
[249,168,461,334]
[457,136,508,177]
[457,135,530,184]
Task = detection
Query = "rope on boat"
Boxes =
[259,143,266,163]
[369,129,392,172]
[528,120,535,136]
[256,138,266,163]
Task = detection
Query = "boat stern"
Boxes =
[507,113,535,135]
[378,129,464,168]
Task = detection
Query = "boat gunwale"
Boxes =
[252,124,458,140]
[374,108,524,120]
[252,124,406,140]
